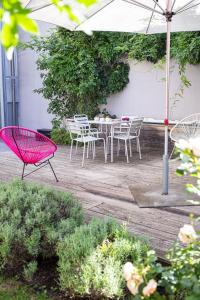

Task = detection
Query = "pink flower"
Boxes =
[127,279,139,296]
[178,224,197,244]
[143,279,157,297]
[123,262,144,296]
[123,262,134,281]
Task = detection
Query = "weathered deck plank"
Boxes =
[0,144,199,260]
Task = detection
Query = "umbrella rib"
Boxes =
[176,1,200,14]
[146,2,157,33]
[75,0,115,29]
[171,0,176,11]
[31,3,53,13]
[175,0,196,13]
[123,0,163,15]
[151,0,165,13]
[23,0,31,8]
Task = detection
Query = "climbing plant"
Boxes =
[26,29,200,123]
[28,29,130,121]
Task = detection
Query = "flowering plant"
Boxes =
[176,138,200,197]
[123,138,200,299]
[123,223,200,299]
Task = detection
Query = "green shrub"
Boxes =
[0,180,83,278]
[51,127,71,145]
[160,240,200,299]
[57,218,152,298]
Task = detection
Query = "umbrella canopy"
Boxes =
[24,1,200,33]
[24,0,200,195]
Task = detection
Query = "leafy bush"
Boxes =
[128,34,166,64]
[51,127,71,145]
[0,180,83,278]
[27,30,130,121]
[57,218,154,298]
[121,139,200,300]
[161,235,200,300]
[24,29,200,123]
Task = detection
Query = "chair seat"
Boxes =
[112,134,138,140]
[0,126,57,164]
[75,136,99,143]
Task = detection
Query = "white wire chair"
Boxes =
[170,113,200,158]
[108,118,143,163]
[74,114,101,137]
[67,122,107,167]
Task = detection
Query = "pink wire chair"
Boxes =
[0,126,58,181]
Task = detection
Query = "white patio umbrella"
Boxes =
[24,0,200,195]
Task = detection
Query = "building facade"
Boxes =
[0,46,19,127]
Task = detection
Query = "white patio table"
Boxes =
[89,119,121,163]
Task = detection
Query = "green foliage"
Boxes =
[51,128,71,145]
[161,238,200,299]
[171,32,200,73]
[128,34,166,63]
[0,179,83,278]
[27,30,130,120]
[0,276,51,300]
[0,0,97,58]
[23,261,37,282]
[57,218,154,298]
[0,0,38,58]
[80,237,158,299]
[176,139,200,197]
[26,29,200,123]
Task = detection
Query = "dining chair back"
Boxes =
[170,113,200,142]
[169,113,200,158]
[74,114,89,126]
[67,121,106,167]
[129,118,144,137]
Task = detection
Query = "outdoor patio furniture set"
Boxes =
[66,114,144,167]
[0,113,199,181]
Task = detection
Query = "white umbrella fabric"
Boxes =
[24,0,200,195]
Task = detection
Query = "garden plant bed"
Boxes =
[0,147,200,299]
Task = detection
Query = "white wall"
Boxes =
[18,22,200,129]
[105,60,200,121]
[18,22,54,130]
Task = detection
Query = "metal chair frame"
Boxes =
[0,126,58,181]
[107,118,143,163]
[74,114,103,137]
[170,113,200,158]
[67,122,107,167]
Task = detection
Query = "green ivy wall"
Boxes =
[19,22,200,128]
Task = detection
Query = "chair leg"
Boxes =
[117,139,120,157]
[82,142,86,167]
[48,160,59,182]
[129,139,132,157]
[169,144,175,159]
[137,138,142,160]
[103,139,107,163]
[70,140,73,160]
[93,141,96,159]
[21,163,26,180]
[136,138,139,152]
[87,142,90,159]
[106,137,110,155]
[75,141,78,154]
[125,139,129,163]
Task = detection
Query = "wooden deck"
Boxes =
[0,143,199,260]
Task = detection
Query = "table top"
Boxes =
[88,119,121,125]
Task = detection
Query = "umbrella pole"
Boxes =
[162,18,171,195]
